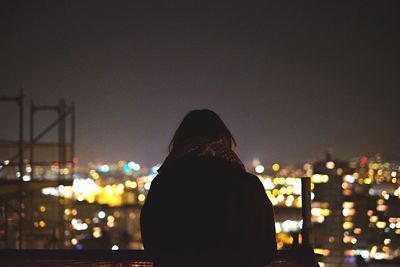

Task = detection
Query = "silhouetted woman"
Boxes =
[140,109,276,267]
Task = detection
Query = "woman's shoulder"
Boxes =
[240,171,265,190]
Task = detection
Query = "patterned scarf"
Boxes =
[159,137,245,172]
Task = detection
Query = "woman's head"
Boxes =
[169,109,237,152]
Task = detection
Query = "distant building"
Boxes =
[312,153,400,266]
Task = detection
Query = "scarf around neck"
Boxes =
[159,137,246,173]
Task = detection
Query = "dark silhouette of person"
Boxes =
[140,109,277,267]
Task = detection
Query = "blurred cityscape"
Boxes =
[1,94,399,267]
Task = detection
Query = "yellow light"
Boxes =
[39,206,46,212]
[343,202,354,208]
[314,248,330,256]
[71,238,78,245]
[138,194,146,202]
[376,221,386,229]
[343,236,353,243]
[272,163,280,172]
[93,227,102,238]
[392,178,397,183]
[39,220,46,228]
[272,189,279,196]
[364,178,372,184]
[275,223,281,233]
[312,174,329,183]
[286,186,294,195]
[322,209,330,216]
[343,222,353,230]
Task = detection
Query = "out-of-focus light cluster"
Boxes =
[256,172,325,209]
[42,173,155,207]
[340,155,400,261]
[260,176,304,208]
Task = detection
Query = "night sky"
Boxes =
[1,1,400,166]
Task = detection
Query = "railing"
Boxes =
[0,249,308,267]
[0,178,319,266]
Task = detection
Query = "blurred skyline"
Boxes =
[1,1,400,165]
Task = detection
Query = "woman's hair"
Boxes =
[169,109,237,152]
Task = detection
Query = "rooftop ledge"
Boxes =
[0,249,308,267]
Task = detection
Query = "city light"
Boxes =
[255,164,264,173]
[2,154,399,265]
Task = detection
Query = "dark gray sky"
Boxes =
[1,1,400,166]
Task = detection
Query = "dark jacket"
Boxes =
[140,156,276,267]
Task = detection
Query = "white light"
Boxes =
[373,252,385,260]
[72,178,101,196]
[4,160,10,165]
[128,162,141,171]
[281,220,301,232]
[151,164,161,173]
[255,165,265,174]
[22,175,31,182]
[133,163,140,171]
[263,179,274,190]
[42,187,59,196]
[111,245,119,250]
[99,164,110,172]
[71,219,88,230]
[128,161,135,169]
[360,250,370,259]
[144,182,151,190]
[98,211,106,219]
[344,175,355,183]
[326,161,335,169]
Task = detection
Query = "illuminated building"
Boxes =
[312,154,349,266]
[39,161,158,249]
[250,153,400,266]
[312,153,400,266]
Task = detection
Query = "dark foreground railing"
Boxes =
[0,249,309,267]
